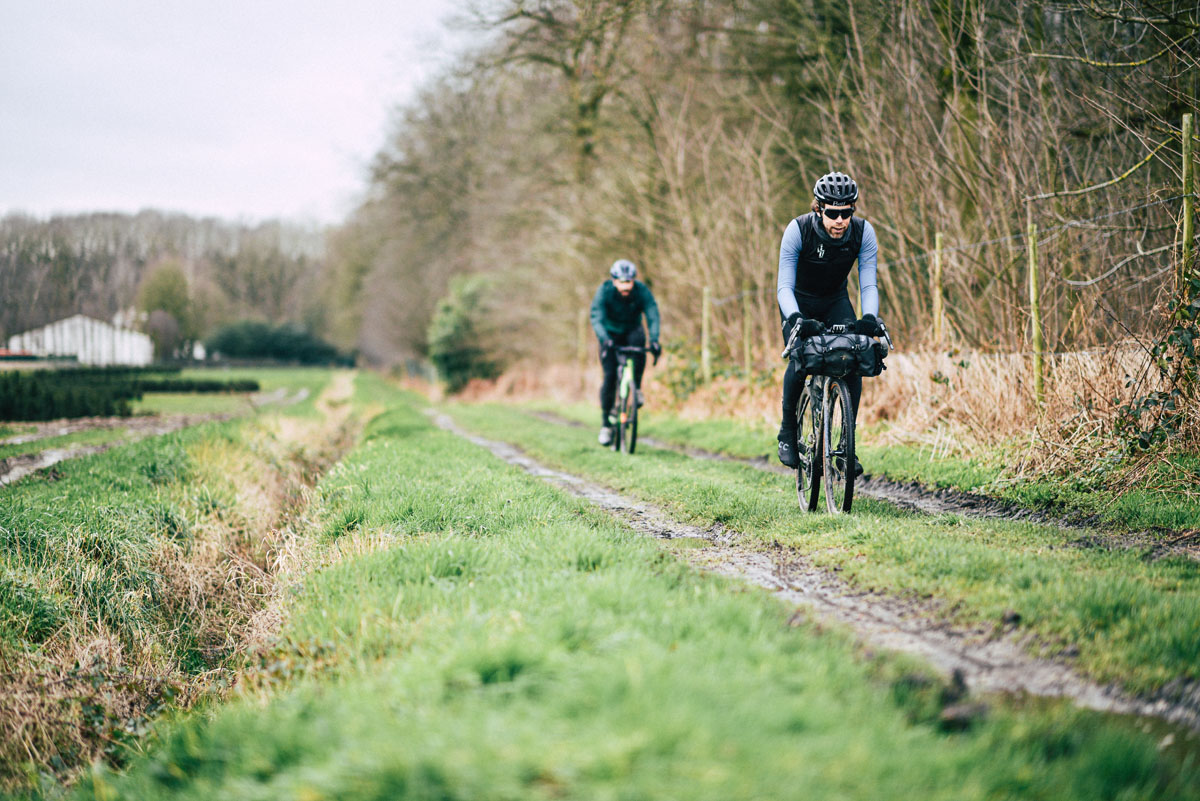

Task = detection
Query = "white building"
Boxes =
[6,314,154,366]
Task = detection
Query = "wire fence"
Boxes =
[579,115,1198,405]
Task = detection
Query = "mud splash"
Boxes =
[434,411,1200,733]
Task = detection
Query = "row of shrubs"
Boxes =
[0,371,261,422]
[0,373,135,420]
[206,321,353,365]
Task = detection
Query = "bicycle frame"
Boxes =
[782,321,892,514]
[609,345,656,454]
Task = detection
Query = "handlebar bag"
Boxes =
[797,332,886,377]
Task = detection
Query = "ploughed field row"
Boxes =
[70,385,1199,800]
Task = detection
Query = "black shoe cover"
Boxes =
[777,437,799,469]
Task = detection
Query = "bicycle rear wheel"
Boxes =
[795,380,821,511]
[620,389,638,454]
[822,377,856,513]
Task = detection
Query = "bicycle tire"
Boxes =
[822,377,855,513]
[622,391,639,454]
[795,380,821,511]
[613,385,628,452]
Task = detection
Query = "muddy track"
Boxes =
[528,410,1200,562]
[433,411,1200,734]
[0,389,313,488]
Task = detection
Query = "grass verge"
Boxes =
[530,399,1200,532]
[0,369,351,797]
[77,389,1200,800]
[449,403,1200,698]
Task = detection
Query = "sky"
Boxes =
[1,1,465,226]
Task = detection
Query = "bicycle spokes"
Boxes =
[795,385,821,511]
[822,379,856,514]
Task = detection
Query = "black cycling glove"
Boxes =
[782,312,802,340]
[855,314,884,337]
[600,338,614,359]
[648,340,662,360]
[799,318,824,337]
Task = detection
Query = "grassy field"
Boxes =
[0,368,348,797]
[530,400,1200,531]
[74,384,1200,800]
[131,366,334,418]
[450,403,1200,697]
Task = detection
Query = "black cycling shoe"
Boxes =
[854,458,864,478]
[777,432,799,469]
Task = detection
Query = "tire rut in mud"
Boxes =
[433,411,1200,733]
[528,410,1200,562]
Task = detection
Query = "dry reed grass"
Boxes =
[0,374,361,793]
[455,345,1194,485]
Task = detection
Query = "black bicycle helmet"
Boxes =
[813,172,859,204]
[610,259,638,281]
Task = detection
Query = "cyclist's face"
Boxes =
[614,279,634,296]
[820,204,853,237]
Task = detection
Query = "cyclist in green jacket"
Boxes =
[591,259,662,446]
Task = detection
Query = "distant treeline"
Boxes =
[206,321,353,365]
[0,367,261,421]
[320,0,1197,379]
[0,211,338,354]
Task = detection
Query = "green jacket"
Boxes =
[590,280,661,341]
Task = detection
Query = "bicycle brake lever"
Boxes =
[781,325,802,360]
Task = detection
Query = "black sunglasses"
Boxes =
[822,206,854,220]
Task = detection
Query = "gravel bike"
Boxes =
[781,321,891,513]
[609,345,656,454]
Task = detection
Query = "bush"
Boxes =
[0,369,259,421]
[427,276,501,393]
[0,372,137,421]
[206,321,350,365]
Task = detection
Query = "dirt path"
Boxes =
[0,414,235,487]
[0,386,316,488]
[528,410,1200,562]
[433,411,1200,734]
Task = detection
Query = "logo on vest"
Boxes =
[817,244,825,259]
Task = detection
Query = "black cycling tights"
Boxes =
[779,291,861,434]
[599,327,646,424]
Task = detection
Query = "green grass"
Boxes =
[132,367,336,418]
[76,389,1200,800]
[0,427,131,460]
[0,425,34,439]
[450,404,1200,696]
[131,392,253,416]
[0,367,345,795]
[530,401,1200,531]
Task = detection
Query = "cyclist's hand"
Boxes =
[649,340,662,363]
[798,318,823,337]
[782,312,802,340]
[855,314,884,337]
[600,338,614,359]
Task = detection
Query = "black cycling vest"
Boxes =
[792,213,865,298]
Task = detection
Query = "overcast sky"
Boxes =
[1,1,464,226]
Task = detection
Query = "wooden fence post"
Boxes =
[1027,212,1044,408]
[932,231,944,345]
[1182,113,1195,302]
[741,281,752,378]
[702,285,712,385]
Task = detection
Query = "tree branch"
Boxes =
[1023,138,1171,201]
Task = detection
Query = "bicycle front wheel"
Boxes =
[795,380,820,511]
[822,377,856,514]
[620,389,638,454]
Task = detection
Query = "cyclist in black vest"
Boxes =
[591,259,662,446]
[776,172,885,471]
